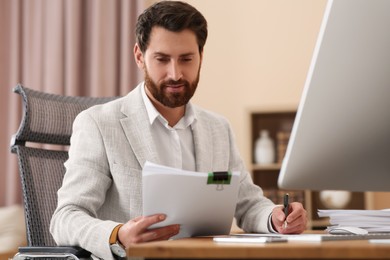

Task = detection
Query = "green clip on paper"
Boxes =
[207,171,231,191]
[207,171,232,185]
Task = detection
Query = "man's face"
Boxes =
[134,27,202,108]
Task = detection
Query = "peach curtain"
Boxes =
[0,0,144,206]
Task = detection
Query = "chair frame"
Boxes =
[10,84,118,260]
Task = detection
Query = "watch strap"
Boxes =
[109,224,124,245]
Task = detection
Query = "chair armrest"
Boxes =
[14,246,91,259]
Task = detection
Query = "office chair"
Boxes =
[10,84,118,260]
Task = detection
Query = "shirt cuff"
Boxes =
[267,213,278,233]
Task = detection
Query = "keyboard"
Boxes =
[230,233,390,242]
[320,233,390,241]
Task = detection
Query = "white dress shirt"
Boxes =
[141,83,196,171]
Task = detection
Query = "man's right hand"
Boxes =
[117,214,180,247]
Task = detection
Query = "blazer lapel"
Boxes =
[119,85,159,168]
[119,85,214,172]
[192,115,213,172]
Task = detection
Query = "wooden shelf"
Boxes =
[249,110,312,227]
[251,163,282,171]
[249,109,369,230]
[250,109,295,190]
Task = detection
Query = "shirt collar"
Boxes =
[141,82,197,129]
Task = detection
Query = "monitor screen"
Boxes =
[278,0,390,192]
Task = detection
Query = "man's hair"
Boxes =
[135,1,208,54]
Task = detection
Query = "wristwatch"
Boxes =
[109,224,126,260]
[110,241,126,259]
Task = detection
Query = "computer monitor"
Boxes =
[278,0,390,192]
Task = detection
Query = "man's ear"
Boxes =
[134,43,144,69]
[199,50,204,65]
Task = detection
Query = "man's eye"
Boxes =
[180,57,193,62]
[156,57,169,62]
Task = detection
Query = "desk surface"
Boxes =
[128,236,390,259]
[0,250,16,260]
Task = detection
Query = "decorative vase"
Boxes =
[255,129,275,164]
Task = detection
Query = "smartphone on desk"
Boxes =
[213,235,287,244]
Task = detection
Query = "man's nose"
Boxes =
[168,62,183,81]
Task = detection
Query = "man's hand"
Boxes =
[118,214,180,247]
[271,202,307,234]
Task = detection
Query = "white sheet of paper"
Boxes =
[318,209,390,233]
[142,161,240,239]
[213,236,288,243]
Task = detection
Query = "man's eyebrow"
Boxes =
[153,52,169,57]
[180,53,196,57]
[153,52,196,57]
[181,51,196,55]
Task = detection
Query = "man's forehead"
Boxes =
[146,27,199,55]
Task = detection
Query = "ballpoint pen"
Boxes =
[283,193,289,229]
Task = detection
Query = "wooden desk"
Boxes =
[128,236,390,260]
[0,250,16,260]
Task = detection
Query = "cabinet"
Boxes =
[250,109,366,229]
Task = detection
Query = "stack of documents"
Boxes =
[318,209,390,233]
[142,161,240,239]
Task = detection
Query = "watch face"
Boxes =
[110,243,126,257]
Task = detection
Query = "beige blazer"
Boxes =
[50,83,275,260]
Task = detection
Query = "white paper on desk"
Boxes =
[232,233,324,242]
[318,209,390,233]
[142,161,240,239]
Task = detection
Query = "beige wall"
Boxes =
[186,0,327,168]
[146,0,390,208]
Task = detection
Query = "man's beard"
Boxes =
[144,67,200,108]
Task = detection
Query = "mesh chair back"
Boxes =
[12,84,118,146]
[11,84,118,247]
[14,146,68,246]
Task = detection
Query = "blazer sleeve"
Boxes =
[50,110,119,260]
[226,122,277,233]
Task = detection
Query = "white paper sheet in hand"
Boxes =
[142,161,240,239]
